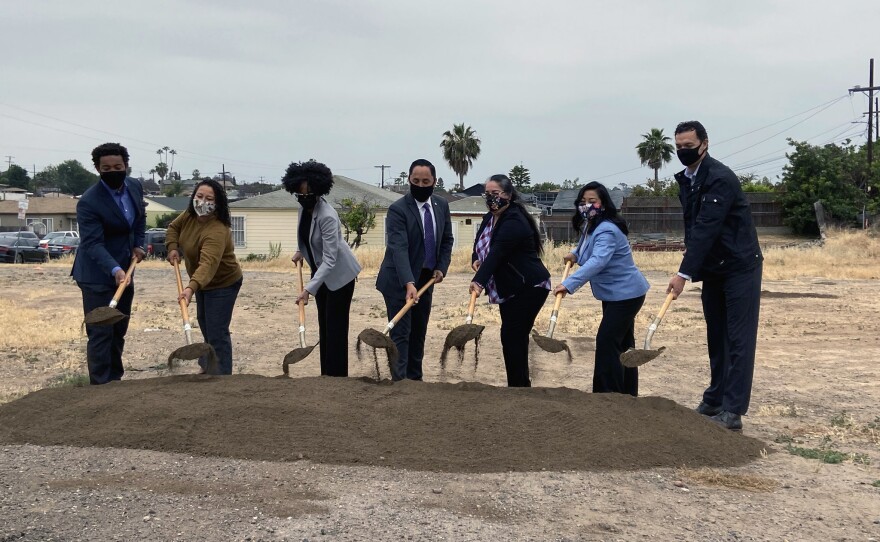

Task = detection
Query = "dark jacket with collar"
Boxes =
[472,203,550,299]
[71,177,146,286]
[376,193,454,298]
[675,154,762,282]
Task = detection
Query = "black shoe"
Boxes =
[710,411,743,431]
[696,401,722,417]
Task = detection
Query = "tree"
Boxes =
[561,177,580,190]
[636,128,676,184]
[33,165,61,193]
[163,179,185,197]
[336,196,378,249]
[738,173,777,193]
[0,164,31,190]
[531,181,561,192]
[780,139,878,234]
[56,160,98,195]
[154,162,169,181]
[509,164,531,191]
[440,123,481,190]
[393,171,407,188]
[155,212,181,228]
[192,169,201,180]
[629,177,678,197]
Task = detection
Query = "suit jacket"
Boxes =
[298,198,361,293]
[561,220,649,301]
[472,204,550,299]
[376,193,454,298]
[71,177,146,286]
[675,154,763,281]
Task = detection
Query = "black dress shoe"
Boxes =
[710,411,743,431]
[696,401,722,416]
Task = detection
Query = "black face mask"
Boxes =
[100,171,126,190]
[296,194,318,209]
[410,183,434,202]
[677,143,705,167]
[485,194,510,212]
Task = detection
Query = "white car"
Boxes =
[39,231,79,249]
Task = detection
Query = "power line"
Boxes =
[713,95,848,147]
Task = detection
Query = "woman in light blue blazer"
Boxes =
[553,182,649,396]
[282,160,361,377]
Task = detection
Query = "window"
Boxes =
[231,216,246,247]
[26,218,53,236]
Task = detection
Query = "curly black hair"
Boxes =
[91,142,130,168]
[281,160,334,196]
[186,179,231,227]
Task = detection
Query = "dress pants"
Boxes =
[383,268,434,381]
[594,295,644,396]
[195,278,242,375]
[498,286,550,387]
[700,262,762,415]
[79,281,134,385]
[314,279,355,377]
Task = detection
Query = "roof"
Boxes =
[459,184,485,197]
[0,198,78,214]
[230,175,402,210]
[449,196,541,215]
[145,196,191,212]
[550,189,581,211]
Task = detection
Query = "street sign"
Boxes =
[17,208,26,220]
[18,200,28,211]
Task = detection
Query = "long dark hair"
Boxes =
[487,174,543,255]
[186,179,231,227]
[571,181,629,236]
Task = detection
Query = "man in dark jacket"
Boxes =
[72,143,146,384]
[667,121,763,431]
[376,159,454,381]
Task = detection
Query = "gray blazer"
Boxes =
[298,198,361,293]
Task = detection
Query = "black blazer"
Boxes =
[71,177,146,286]
[675,154,763,281]
[472,204,549,299]
[376,193,454,298]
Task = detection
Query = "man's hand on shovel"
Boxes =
[295,289,311,306]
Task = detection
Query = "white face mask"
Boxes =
[193,199,216,217]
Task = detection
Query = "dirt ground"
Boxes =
[1,263,879,541]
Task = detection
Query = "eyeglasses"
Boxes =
[483,191,505,199]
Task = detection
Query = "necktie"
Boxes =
[423,202,436,270]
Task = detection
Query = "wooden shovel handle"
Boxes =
[109,257,138,307]
[297,261,306,325]
[551,261,574,312]
[173,260,191,325]
[386,278,437,331]
[656,292,675,321]
[465,290,478,323]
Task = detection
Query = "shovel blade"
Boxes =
[443,324,485,349]
[530,331,570,354]
[84,306,127,326]
[167,343,218,373]
[620,346,666,368]
[282,344,319,375]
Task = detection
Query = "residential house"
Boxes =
[448,196,543,249]
[227,175,402,257]
[143,196,191,227]
[0,198,79,235]
[0,186,28,202]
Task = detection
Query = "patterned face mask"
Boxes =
[193,199,216,217]
[579,202,603,222]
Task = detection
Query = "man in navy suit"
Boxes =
[71,143,146,385]
[376,159,454,381]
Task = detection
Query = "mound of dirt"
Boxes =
[0,375,766,473]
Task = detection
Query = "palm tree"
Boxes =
[169,149,177,178]
[440,123,481,190]
[636,128,675,184]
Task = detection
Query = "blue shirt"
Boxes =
[101,178,135,277]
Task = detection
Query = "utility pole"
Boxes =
[374,164,390,188]
[848,58,878,229]
[4,155,13,172]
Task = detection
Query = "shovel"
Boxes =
[531,261,573,360]
[620,292,674,368]
[167,259,217,372]
[357,278,437,379]
[440,291,485,369]
[83,257,137,326]
[282,261,319,375]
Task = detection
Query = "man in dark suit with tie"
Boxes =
[71,143,146,385]
[376,158,454,381]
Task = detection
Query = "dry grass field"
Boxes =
[0,228,879,540]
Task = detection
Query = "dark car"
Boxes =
[144,229,167,259]
[47,236,81,259]
[0,235,49,263]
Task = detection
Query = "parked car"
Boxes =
[39,230,79,249]
[145,228,167,258]
[0,235,49,263]
[47,236,81,259]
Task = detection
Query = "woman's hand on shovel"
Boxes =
[469,282,484,297]
[295,289,311,306]
[178,287,194,305]
[167,250,180,265]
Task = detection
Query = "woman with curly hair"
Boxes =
[282,160,361,377]
[553,181,649,396]
[166,178,243,375]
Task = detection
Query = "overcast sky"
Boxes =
[2,0,878,189]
